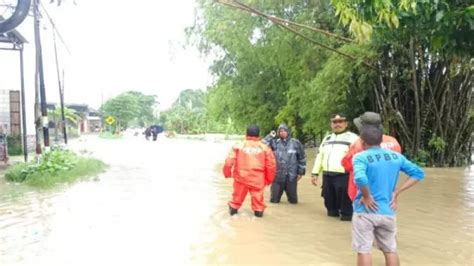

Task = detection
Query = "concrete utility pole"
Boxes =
[33,0,50,155]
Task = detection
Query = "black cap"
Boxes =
[246,124,260,137]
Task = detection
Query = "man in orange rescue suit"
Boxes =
[223,124,277,218]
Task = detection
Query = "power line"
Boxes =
[39,1,70,54]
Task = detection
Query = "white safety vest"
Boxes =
[311,131,358,174]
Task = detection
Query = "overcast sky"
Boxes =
[0,0,212,115]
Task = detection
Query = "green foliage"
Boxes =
[410,149,429,167]
[332,0,473,56]
[5,147,106,188]
[298,43,376,135]
[160,89,212,134]
[48,106,81,141]
[7,147,76,182]
[47,106,80,125]
[102,91,157,128]
[332,0,413,41]
[428,135,447,154]
[127,91,158,127]
[187,0,472,166]
[6,134,22,156]
[189,0,347,137]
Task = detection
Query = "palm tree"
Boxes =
[48,106,80,141]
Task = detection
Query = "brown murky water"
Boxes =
[0,135,473,265]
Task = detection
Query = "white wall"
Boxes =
[0,90,11,134]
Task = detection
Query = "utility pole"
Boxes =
[53,29,67,144]
[61,70,67,143]
[19,44,28,162]
[33,0,43,156]
[33,0,50,151]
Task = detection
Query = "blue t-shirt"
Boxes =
[353,147,424,216]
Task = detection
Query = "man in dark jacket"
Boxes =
[263,123,306,204]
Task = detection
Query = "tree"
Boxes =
[190,0,472,166]
[126,91,158,127]
[102,91,157,129]
[160,89,209,134]
[48,106,80,141]
[329,0,473,165]
[188,0,344,138]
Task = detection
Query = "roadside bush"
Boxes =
[4,147,106,188]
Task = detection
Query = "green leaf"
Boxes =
[436,10,444,22]
[390,13,400,28]
[411,2,417,13]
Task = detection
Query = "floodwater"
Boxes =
[0,135,472,265]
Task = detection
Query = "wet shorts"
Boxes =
[352,213,397,253]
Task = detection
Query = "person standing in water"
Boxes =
[341,112,401,202]
[223,125,276,217]
[311,114,358,221]
[352,125,424,266]
[263,123,306,204]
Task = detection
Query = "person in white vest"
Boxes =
[311,113,358,221]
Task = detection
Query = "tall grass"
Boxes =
[4,149,106,189]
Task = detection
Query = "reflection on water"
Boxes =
[0,136,472,265]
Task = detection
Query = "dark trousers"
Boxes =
[322,172,353,217]
[270,178,298,204]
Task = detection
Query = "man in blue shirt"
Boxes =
[352,125,424,266]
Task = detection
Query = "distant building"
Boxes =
[0,90,21,135]
[46,103,102,134]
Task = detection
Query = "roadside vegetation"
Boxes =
[4,147,106,189]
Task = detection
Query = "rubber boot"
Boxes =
[229,206,238,216]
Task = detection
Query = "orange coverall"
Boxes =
[223,137,277,212]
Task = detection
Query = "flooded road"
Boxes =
[0,135,473,265]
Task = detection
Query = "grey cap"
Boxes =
[354,112,382,131]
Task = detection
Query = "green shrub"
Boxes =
[411,149,430,167]
[4,163,28,182]
[4,147,107,188]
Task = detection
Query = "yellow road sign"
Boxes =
[105,116,115,125]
